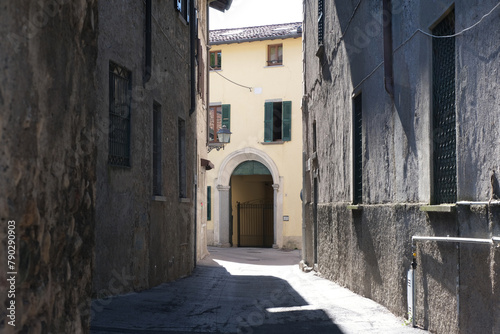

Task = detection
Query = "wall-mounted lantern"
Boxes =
[208,125,232,152]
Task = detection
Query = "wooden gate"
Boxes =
[237,202,273,247]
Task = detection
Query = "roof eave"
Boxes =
[209,33,302,46]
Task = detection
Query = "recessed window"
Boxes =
[178,118,187,198]
[210,50,221,70]
[175,0,190,23]
[318,0,324,45]
[264,101,291,142]
[207,186,212,221]
[209,104,230,142]
[432,9,456,204]
[353,93,362,205]
[267,44,283,66]
[109,62,131,167]
[152,102,162,196]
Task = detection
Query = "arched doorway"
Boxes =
[232,161,274,247]
[213,148,283,248]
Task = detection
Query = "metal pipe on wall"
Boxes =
[409,235,500,327]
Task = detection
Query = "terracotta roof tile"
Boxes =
[209,22,302,45]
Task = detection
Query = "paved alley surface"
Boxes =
[91,247,427,334]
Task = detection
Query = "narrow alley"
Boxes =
[90,247,426,334]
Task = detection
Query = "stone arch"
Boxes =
[213,147,283,248]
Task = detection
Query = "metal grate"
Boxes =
[353,93,363,204]
[178,118,187,198]
[152,102,162,195]
[318,0,324,45]
[237,202,274,248]
[432,10,456,204]
[109,62,131,167]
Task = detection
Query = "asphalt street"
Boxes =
[90,247,428,333]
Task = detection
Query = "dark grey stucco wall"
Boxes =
[303,0,500,333]
[0,1,98,332]
[93,0,196,296]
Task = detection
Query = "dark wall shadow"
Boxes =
[90,256,344,334]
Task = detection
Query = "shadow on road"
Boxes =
[91,252,343,333]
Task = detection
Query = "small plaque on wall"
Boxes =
[283,216,289,221]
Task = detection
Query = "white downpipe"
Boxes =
[409,235,500,328]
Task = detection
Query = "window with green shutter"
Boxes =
[282,101,291,141]
[264,101,291,142]
[222,104,230,142]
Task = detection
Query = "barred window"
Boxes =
[152,102,162,196]
[432,9,456,204]
[178,118,187,198]
[353,93,362,204]
[109,62,131,167]
[318,0,324,45]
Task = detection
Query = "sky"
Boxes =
[209,0,303,30]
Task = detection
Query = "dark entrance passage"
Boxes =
[237,202,274,247]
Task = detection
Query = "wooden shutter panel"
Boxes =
[264,102,273,142]
[222,104,230,142]
[221,104,230,130]
[282,101,292,141]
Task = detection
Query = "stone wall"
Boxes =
[302,0,500,332]
[0,1,98,332]
[93,0,197,297]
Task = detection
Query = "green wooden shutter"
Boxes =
[264,102,273,142]
[222,104,230,130]
[221,104,230,142]
[282,101,292,141]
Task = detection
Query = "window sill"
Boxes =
[420,204,456,213]
[264,65,284,68]
[347,204,363,211]
[179,198,191,203]
[210,69,222,71]
[152,196,167,202]
[177,12,188,25]
[260,140,284,145]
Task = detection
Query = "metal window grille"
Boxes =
[207,186,212,220]
[353,93,362,204]
[152,102,162,195]
[318,0,324,45]
[178,118,187,198]
[109,62,131,167]
[432,10,456,204]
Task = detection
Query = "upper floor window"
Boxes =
[209,104,230,142]
[353,93,362,205]
[432,9,456,204]
[318,0,324,45]
[176,0,190,23]
[178,118,187,198]
[152,102,162,196]
[109,62,131,167]
[210,50,222,70]
[264,101,291,142]
[267,44,283,66]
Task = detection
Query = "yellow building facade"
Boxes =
[206,23,303,249]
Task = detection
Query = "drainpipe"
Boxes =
[383,0,394,97]
[189,0,196,115]
[144,0,152,83]
[409,235,500,327]
[457,200,500,206]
